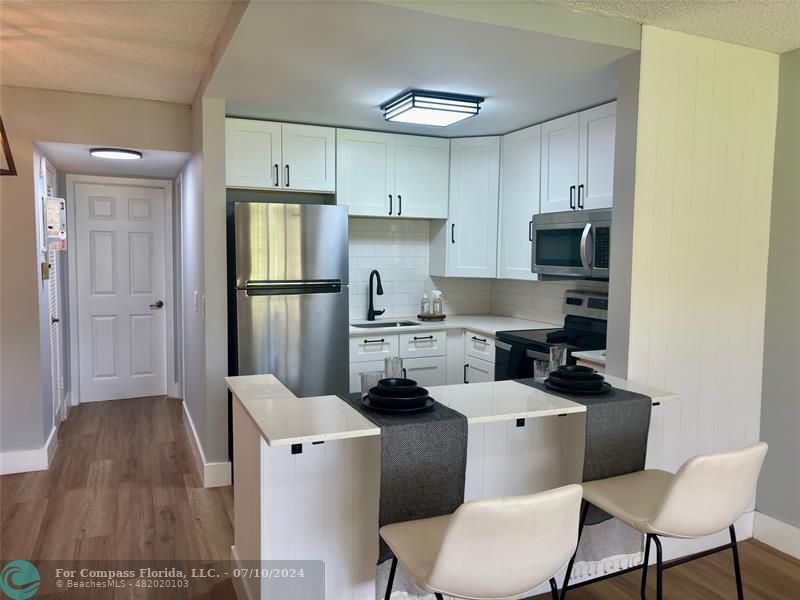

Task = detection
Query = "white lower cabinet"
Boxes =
[464,357,495,384]
[348,330,446,393]
[402,356,446,387]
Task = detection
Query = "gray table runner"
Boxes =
[343,393,468,565]
[516,378,652,565]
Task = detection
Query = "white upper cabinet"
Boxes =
[336,129,449,219]
[578,102,616,210]
[336,129,395,217]
[432,136,500,278]
[540,113,580,213]
[540,102,616,213]
[281,124,336,192]
[226,118,282,189]
[498,125,541,280]
[225,118,335,192]
[394,135,449,219]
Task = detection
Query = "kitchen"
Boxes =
[217,4,725,600]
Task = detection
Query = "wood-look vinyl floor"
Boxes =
[2,396,798,599]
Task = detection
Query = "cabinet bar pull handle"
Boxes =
[577,184,585,209]
[413,335,434,341]
[398,195,402,216]
[285,164,290,187]
[273,163,279,187]
[388,194,393,215]
[451,223,455,244]
[569,185,576,209]
[364,338,385,344]
[463,363,469,384]
[472,336,487,343]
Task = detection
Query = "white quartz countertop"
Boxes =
[227,374,678,447]
[349,314,559,337]
[571,349,607,366]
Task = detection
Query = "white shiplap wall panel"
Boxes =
[629,27,779,471]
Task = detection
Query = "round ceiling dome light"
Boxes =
[89,148,142,160]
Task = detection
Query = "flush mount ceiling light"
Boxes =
[89,147,143,160]
[380,89,484,126]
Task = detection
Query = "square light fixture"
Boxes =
[380,89,484,126]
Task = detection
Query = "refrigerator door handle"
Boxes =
[244,280,343,296]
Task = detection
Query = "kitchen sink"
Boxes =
[351,321,420,329]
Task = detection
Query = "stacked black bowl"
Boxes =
[545,365,611,395]
[362,378,434,413]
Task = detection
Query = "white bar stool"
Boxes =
[560,442,768,600]
[379,484,583,600]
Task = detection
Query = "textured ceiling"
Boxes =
[37,141,190,178]
[535,0,800,53]
[0,0,234,103]
[210,1,632,136]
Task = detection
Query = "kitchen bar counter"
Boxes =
[349,313,559,337]
[225,374,677,447]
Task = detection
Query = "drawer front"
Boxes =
[349,335,399,363]
[465,356,495,383]
[399,330,446,359]
[464,330,496,363]
[403,356,446,387]
[349,360,386,393]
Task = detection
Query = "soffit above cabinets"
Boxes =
[208,1,633,138]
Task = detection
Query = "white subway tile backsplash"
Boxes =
[348,217,491,319]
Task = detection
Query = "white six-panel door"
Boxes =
[75,182,167,401]
[540,113,580,213]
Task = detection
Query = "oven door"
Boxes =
[495,341,549,381]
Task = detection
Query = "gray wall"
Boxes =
[757,47,800,528]
[605,51,640,378]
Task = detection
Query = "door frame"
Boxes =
[65,174,176,405]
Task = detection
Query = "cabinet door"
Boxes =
[464,330,495,363]
[403,357,446,387]
[578,102,616,210]
[349,359,386,394]
[465,357,495,383]
[540,113,580,213]
[447,137,500,277]
[498,125,541,280]
[336,129,394,217]
[394,135,449,219]
[282,124,336,192]
[226,118,282,189]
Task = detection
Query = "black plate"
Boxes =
[545,379,612,396]
[377,378,418,392]
[362,397,435,414]
[547,372,605,391]
[370,384,429,399]
[555,365,598,380]
[368,388,429,408]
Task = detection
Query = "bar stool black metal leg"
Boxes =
[384,557,397,600]
[640,534,652,600]
[549,577,559,600]
[560,500,590,600]
[652,535,663,600]
[730,524,745,600]
[435,595,444,600]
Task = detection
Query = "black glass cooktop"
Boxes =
[496,316,607,352]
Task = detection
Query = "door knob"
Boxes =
[149,300,164,309]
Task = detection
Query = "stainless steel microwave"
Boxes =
[531,209,611,279]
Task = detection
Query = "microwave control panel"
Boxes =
[594,227,610,269]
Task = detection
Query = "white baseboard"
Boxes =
[754,511,800,560]
[181,401,231,488]
[231,546,255,600]
[0,426,59,475]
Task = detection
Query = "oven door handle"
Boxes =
[495,340,512,352]
[525,348,551,361]
[579,223,593,275]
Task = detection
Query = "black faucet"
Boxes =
[367,269,385,321]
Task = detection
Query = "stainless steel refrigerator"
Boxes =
[232,202,349,397]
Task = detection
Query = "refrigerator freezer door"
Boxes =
[236,287,349,397]
[234,202,349,287]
